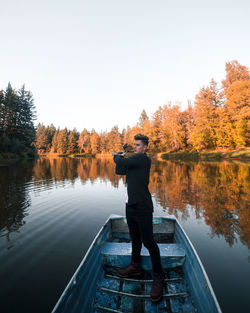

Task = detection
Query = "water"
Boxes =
[0,157,249,313]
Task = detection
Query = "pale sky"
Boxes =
[0,0,249,133]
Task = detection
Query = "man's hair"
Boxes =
[134,134,149,146]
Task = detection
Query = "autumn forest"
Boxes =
[34,60,250,155]
[0,60,249,156]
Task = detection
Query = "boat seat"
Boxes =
[101,242,185,270]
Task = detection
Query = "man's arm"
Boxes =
[113,153,142,168]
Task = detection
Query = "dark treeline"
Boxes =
[35,60,250,155]
[0,83,36,157]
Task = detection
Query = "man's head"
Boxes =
[134,134,149,154]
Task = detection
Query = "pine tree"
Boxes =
[189,80,222,150]
[2,83,19,140]
[150,106,163,152]
[57,128,69,154]
[225,80,250,146]
[138,109,149,128]
[0,83,36,154]
[161,103,186,152]
[78,129,91,153]
[0,89,4,138]
[90,131,100,154]
[35,124,49,152]
[222,60,250,90]
[17,85,36,148]
[51,129,60,153]
[67,128,79,153]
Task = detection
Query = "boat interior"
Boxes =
[93,217,197,313]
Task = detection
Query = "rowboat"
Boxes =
[52,215,222,313]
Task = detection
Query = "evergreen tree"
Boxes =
[51,129,60,153]
[0,89,4,138]
[57,128,68,154]
[78,128,91,153]
[67,128,79,153]
[161,103,186,151]
[150,106,163,152]
[0,83,36,154]
[99,132,108,153]
[47,124,56,151]
[225,80,250,146]
[17,85,36,148]
[2,83,19,140]
[90,131,100,154]
[138,109,149,128]
[189,80,222,150]
[222,60,250,90]
[35,124,49,152]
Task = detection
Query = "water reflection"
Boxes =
[150,161,250,248]
[0,160,34,240]
[0,157,249,249]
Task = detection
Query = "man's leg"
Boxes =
[126,206,142,263]
[117,205,143,277]
[137,211,163,274]
[136,211,164,302]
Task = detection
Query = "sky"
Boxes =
[0,0,249,133]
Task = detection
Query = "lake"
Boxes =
[0,157,249,313]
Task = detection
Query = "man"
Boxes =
[113,134,164,302]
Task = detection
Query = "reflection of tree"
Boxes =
[32,158,250,248]
[0,160,34,240]
[33,157,122,189]
[151,160,250,248]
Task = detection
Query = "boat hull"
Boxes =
[52,215,222,313]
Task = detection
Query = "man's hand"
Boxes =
[112,152,126,157]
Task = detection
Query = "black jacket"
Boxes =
[113,153,153,211]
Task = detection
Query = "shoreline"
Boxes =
[157,147,250,162]
[1,148,249,163]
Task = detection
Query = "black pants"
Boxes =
[126,204,163,274]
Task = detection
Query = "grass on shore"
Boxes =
[0,151,36,160]
[160,147,250,161]
[38,153,95,158]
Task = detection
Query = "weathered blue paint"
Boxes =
[174,218,222,313]
[101,242,185,269]
[51,215,222,313]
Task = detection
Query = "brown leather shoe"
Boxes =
[150,272,164,302]
[117,261,143,278]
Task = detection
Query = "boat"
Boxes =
[51,215,222,313]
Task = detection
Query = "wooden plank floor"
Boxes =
[93,266,197,313]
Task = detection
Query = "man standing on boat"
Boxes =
[113,134,164,302]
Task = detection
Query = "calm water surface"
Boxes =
[0,157,249,313]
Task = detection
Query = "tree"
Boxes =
[225,80,250,146]
[35,124,49,152]
[189,80,222,150]
[90,131,100,154]
[181,101,195,149]
[138,109,149,128]
[0,89,4,138]
[78,129,91,153]
[0,83,36,154]
[222,60,250,90]
[106,126,122,152]
[2,83,19,140]
[160,103,186,152]
[150,106,163,152]
[51,129,60,153]
[17,85,36,147]
[67,128,79,153]
[57,128,68,154]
